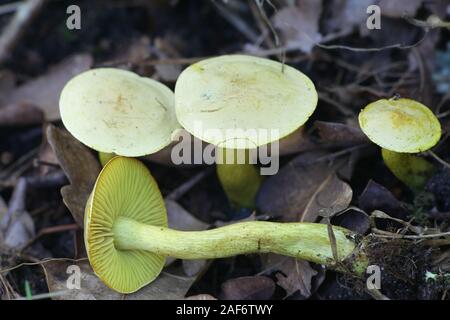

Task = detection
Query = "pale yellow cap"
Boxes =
[175,55,318,149]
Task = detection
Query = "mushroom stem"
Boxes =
[113,217,366,273]
[216,148,263,208]
[381,148,435,191]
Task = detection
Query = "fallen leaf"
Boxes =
[332,209,370,235]
[273,258,317,298]
[165,200,210,276]
[358,180,409,218]
[1,178,35,249]
[277,127,315,156]
[182,259,209,278]
[220,276,275,300]
[301,173,353,222]
[256,151,349,222]
[43,259,196,300]
[127,272,196,300]
[0,102,43,127]
[272,0,322,53]
[47,125,101,226]
[43,260,120,300]
[165,199,209,231]
[3,54,93,120]
[0,70,15,100]
[314,121,368,147]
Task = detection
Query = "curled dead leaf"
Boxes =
[47,125,101,226]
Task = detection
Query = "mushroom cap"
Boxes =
[60,68,180,157]
[359,98,441,153]
[84,156,167,293]
[174,55,318,149]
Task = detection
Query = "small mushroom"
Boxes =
[60,68,180,157]
[175,55,318,208]
[85,156,363,293]
[359,98,441,190]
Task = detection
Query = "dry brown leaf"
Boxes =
[165,200,210,276]
[301,173,353,222]
[3,54,93,120]
[43,259,196,300]
[47,125,101,226]
[220,276,275,300]
[274,258,318,298]
[0,102,43,127]
[126,272,196,300]
[379,0,423,18]
[43,260,121,300]
[185,294,217,300]
[358,180,409,219]
[256,151,349,222]
[277,127,315,156]
[314,121,368,147]
[0,196,7,221]
[324,0,373,35]
[272,0,322,53]
[165,199,209,231]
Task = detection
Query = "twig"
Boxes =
[293,144,368,168]
[96,56,208,68]
[427,151,450,170]
[373,230,450,240]
[0,257,88,274]
[0,0,47,64]
[20,223,78,251]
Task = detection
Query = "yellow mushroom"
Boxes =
[359,98,441,190]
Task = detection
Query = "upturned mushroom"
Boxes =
[175,55,318,208]
[59,68,180,157]
[358,98,442,190]
[85,156,365,293]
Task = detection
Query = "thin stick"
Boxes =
[427,151,450,170]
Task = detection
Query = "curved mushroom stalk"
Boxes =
[359,98,442,191]
[113,218,357,265]
[85,156,366,294]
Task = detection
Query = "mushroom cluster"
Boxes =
[59,58,341,294]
